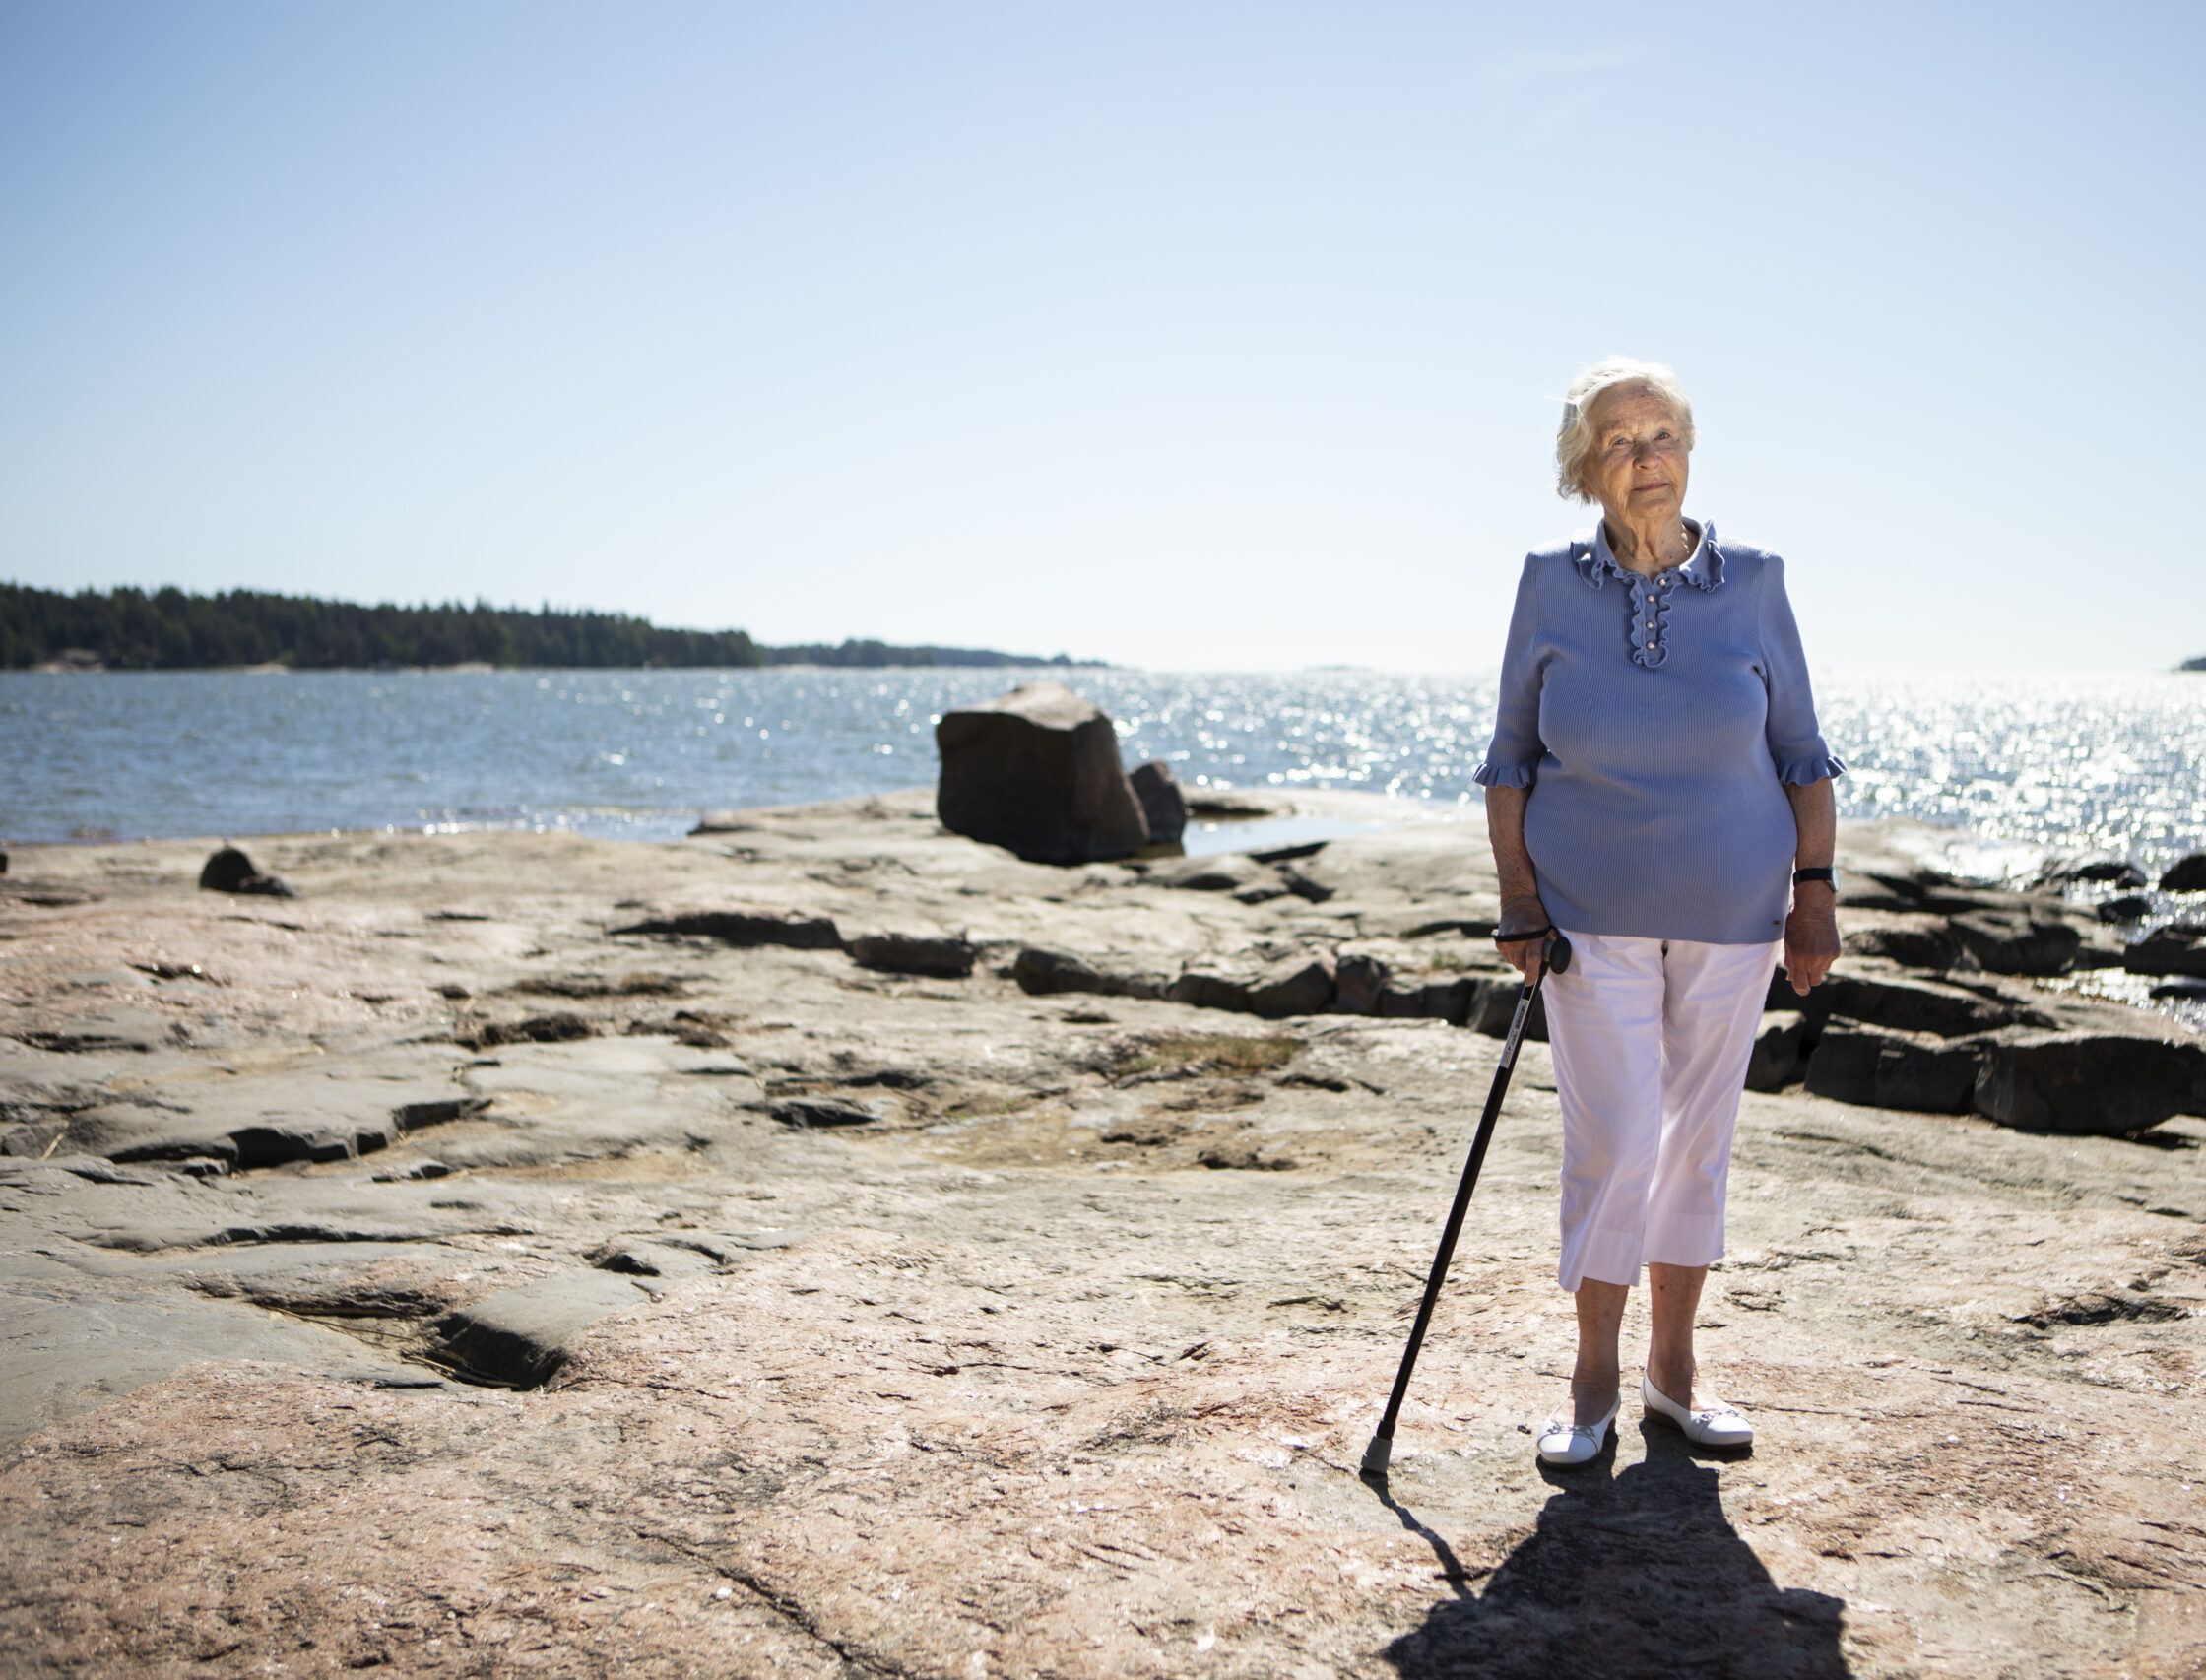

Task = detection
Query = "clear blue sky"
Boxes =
[4,2,2201,672]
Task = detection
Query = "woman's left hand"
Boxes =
[1784,889,1841,995]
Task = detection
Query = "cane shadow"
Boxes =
[1371,1424,1850,1680]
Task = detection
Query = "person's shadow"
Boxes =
[1372,1423,1850,1679]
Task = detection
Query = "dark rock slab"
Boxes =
[1775,963,2044,1038]
[1846,874,2049,918]
[1381,976,1479,1028]
[1746,1012,1806,1091]
[431,1271,653,1388]
[470,1012,595,1048]
[0,1288,449,1451]
[197,846,298,898]
[590,1241,718,1280]
[1129,760,1188,846]
[612,908,843,949]
[935,682,1149,865]
[17,1007,174,1055]
[2123,925,2206,978]
[1168,952,1336,1019]
[1974,1032,2206,1135]
[1803,1020,1979,1112]
[1145,853,1291,903]
[1843,921,1966,969]
[848,934,977,978]
[2161,854,2206,893]
[1947,909,2081,976]
[1184,792,1288,818]
[60,1066,474,1169]
[1196,1140,1297,1171]
[765,1095,893,1129]
[1330,953,1389,1015]
[2053,861,2149,888]
[2099,895,2154,925]
[1010,947,1167,1000]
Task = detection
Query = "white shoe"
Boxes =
[1535,1396,1618,1467]
[1642,1372,1754,1448]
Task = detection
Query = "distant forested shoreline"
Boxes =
[0,583,1100,671]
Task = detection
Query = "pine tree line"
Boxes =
[0,583,1090,671]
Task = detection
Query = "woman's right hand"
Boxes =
[1495,892,1552,980]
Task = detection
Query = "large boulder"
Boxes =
[935,683,1149,864]
[1974,1032,2206,1135]
[1129,760,1188,846]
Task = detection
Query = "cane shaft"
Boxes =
[1367,977,1536,1450]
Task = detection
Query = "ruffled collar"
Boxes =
[1569,519,1724,593]
[1568,519,1721,670]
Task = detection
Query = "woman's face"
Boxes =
[1581,385,1689,526]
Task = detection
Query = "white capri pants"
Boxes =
[1540,931,1782,1293]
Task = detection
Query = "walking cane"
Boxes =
[1360,928,1573,1480]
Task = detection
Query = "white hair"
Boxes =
[1554,357,1696,502]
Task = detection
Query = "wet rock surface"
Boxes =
[0,796,2200,1679]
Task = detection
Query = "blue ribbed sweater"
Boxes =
[1472,521,1844,945]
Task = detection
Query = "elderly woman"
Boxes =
[1474,357,1842,1466]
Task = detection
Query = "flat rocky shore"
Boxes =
[2,793,2201,1679]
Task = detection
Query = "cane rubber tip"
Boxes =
[1359,1434,1393,1479]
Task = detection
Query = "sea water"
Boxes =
[6,670,2203,885]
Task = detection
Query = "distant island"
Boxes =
[0,582,1102,672]
[2181,655,2206,672]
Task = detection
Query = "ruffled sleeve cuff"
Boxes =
[1776,751,1846,786]
[1472,760,1537,790]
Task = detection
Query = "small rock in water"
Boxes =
[2098,894,2154,924]
[1129,759,1188,846]
[2053,860,2148,888]
[197,845,298,898]
[2160,854,2206,893]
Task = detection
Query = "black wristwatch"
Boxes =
[1793,867,1838,889]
